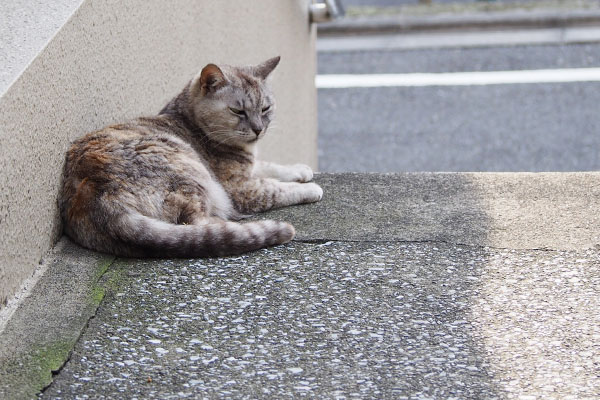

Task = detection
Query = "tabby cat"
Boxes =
[59,56,322,257]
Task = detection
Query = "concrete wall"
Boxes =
[0,0,317,307]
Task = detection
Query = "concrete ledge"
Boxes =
[318,9,600,35]
[316,25,600,52]
[2,172,600,398]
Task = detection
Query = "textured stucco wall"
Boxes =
[0,0,317,306]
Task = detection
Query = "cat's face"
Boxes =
[190,57,280,147]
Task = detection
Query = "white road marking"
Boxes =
[316,68,600,88]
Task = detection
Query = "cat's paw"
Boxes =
[288,164,314,183]
[301,182,323,203]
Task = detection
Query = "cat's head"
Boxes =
[188,56,280,147]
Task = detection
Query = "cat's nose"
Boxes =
[250,118,264,136]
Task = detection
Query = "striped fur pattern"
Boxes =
[60,57,322,258]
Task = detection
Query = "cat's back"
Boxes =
[64,117,199,182]
[60,117,211,222]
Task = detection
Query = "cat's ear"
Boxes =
[253,56,281,80]
[191,63,227,96]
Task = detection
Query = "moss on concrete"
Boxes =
[98,259,129,296]
[92,256,114,283]
[34,341,75,391]
[87,258,114,307]
[90,286,106,306]
[0,340,75,399]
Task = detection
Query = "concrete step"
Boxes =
[1,173,599,398]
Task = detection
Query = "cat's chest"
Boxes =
[209,158,254,185]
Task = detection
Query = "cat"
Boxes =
[59,56,322,258]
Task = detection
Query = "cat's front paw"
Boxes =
[301,182,323,203]
[289,164,314,183]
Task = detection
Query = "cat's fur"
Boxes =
[59,56,322,258]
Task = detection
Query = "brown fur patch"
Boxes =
[78,150,114,181]
[67,178,96,222]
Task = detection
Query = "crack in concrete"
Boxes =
[293,237,560,252]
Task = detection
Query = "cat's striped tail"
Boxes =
[107,213,295,258]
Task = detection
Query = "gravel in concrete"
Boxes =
[41,241,599,399]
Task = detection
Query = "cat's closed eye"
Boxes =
[229,107,246,117]
[261,105,271,114]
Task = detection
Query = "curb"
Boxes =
[0,239,116,399]
[318,9,600,35]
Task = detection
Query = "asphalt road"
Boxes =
[317,42,600,172]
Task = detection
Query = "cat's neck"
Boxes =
[158,89,199,132]
[158,105,255,168]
